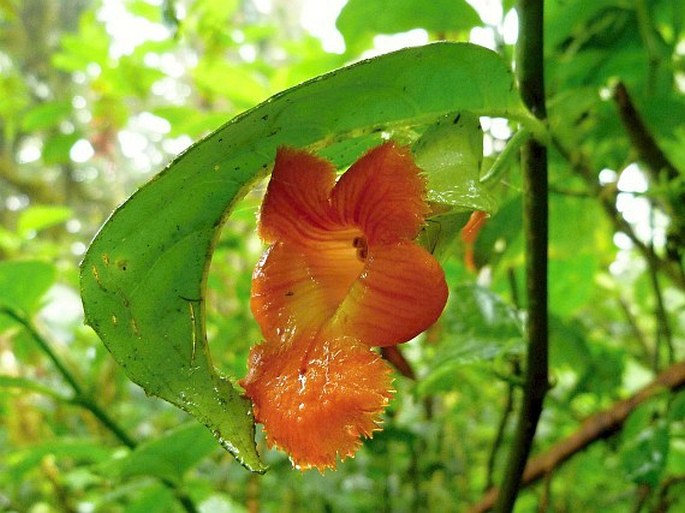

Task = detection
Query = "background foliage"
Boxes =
[1,1,684,512]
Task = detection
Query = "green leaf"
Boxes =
[124,484,176,513]
[7,440,114,479]
[420,284,524,395]
[669,391,685,422]
[101,423,218,484]
[473,195,524,270]
[621,402,670,486]
[42,132,80,165]
[413,112,495,212]
[0,260,56,314]
[80,42,530,472]
[337,0,481,55]
[17,205,73,237]
[21,100,73,131]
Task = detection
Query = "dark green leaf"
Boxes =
[420,284,524,395]
[621,402,670,486]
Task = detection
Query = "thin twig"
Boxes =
[646,251,675,370]
[613,82,679,183]
[485,359,521,491]
[616,297,652,363]
[469,360,685,513]
[494,1,549,512]
[552,136,685,291]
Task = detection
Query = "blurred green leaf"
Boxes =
[42,132,80,165]
[473,195,524,270]
[52,11,110,72]
[0,260,56,314]
[17,205,73,237]
[102,423,217,484]
[669,391,685,422]
[80,42,530,472]
[621,402,670,486]
[124,484,176,513]
[21,100,73,131]
[420,284,524,395]
[337,0,481,54]
[7,440,114,479]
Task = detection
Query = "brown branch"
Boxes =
[613,81,685,254]
[468,360,685,513]
[613,82,679,183]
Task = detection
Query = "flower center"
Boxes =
[352,236,368,261]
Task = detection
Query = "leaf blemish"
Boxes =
[117,259,128,271]
[91,265,102,286]
[102,254,110,265]
[130,318,140,336]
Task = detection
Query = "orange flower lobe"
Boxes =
[240,335,393,471]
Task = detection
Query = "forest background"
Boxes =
[1,0,684,512]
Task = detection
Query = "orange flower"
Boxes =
[461,210,489,272]
[240,142,448,470]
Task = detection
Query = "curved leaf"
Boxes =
[80,42,529,472]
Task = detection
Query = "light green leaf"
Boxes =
[337,0,481,54]
[42,132,80,165]
[413,112,495,212]
[0,260,56,314]
[101,423,218,484]
[80,42,531,472]
[21,100,73,131]
[18,205,73,237]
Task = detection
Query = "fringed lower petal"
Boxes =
[240,335,394,471]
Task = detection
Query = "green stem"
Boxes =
[494,1,549,512]
[2,307,86,397]
[480,128,531,186]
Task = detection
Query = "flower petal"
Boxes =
[331,142,429,244]
[240,335,393,471]
[326,242,448,347]
[251,235,365,341]
[259,147,337,244]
